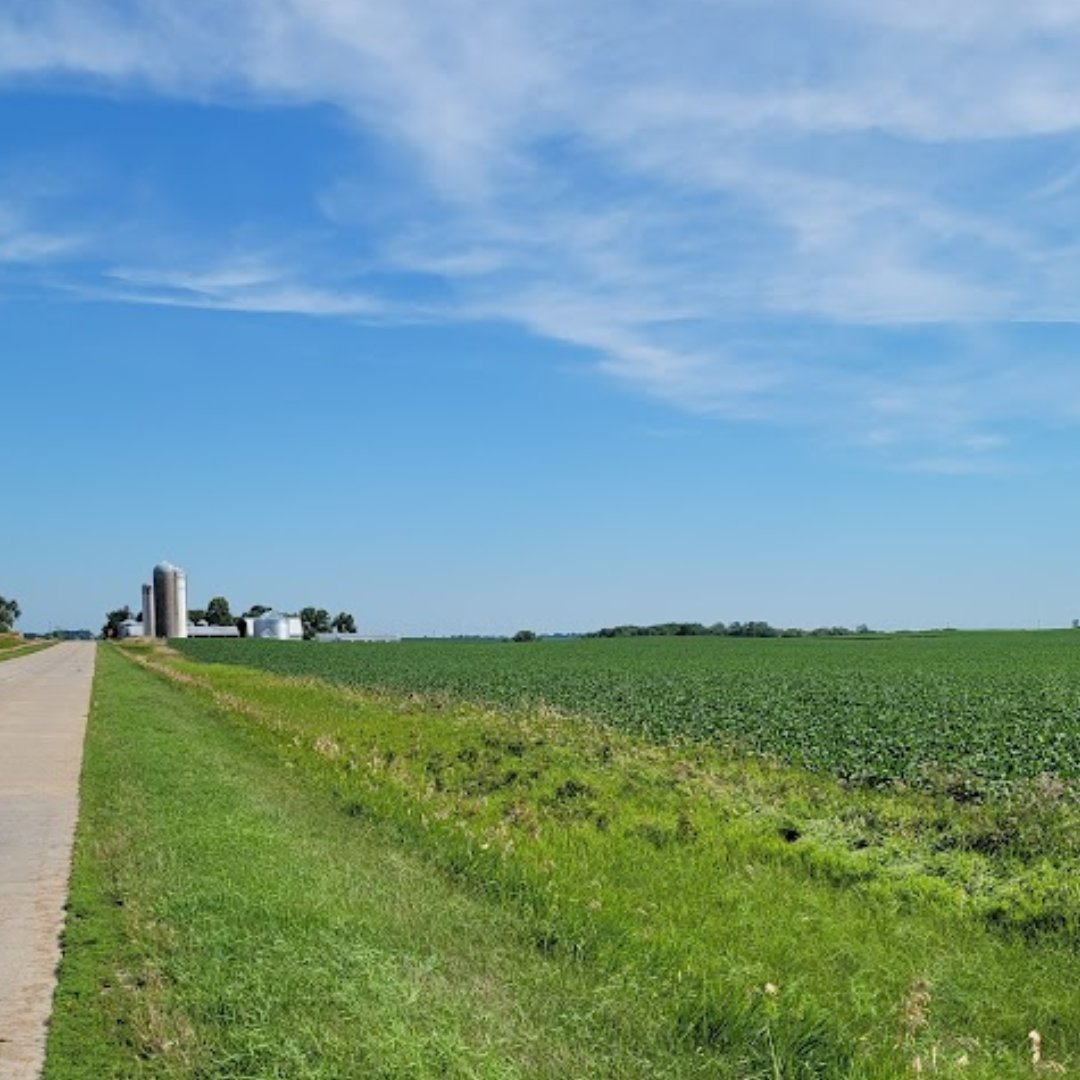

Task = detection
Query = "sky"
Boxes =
[3,0,1080,635]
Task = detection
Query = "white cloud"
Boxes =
[5,1,1080,461]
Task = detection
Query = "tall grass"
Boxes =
[48,647,755,1079]
[0,636,53,661]
[127,645,1080,1078]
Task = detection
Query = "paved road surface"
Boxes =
[0,644,95,1080]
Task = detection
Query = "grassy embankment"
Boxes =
[0,633,53,661]
[175,634,1080,935]
[49,642,1080,1078]
[47,645,740,1079]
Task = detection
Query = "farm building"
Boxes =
[188,622,240,638]
[314,632,401,643]
[248,611,304,640]
[127,563,373,642]
[117,617,239,638]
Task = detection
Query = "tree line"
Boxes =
[587,621,873,639]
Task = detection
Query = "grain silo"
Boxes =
[175,568,188,639]
[253,610,291,640]
[152,561,189,639]
[141,583,155,638]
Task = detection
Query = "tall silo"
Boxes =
[141,583,155,638]
[152,562,188,638]
[175,567,188,639]
[152,563,176,638]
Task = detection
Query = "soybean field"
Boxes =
[175,632,1080,791]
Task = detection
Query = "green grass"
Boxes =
[176,632,1080,790]
[0,636,54,661]
[46,646,757,1079]
[103,643,1080,1079]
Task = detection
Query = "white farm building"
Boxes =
[248,611,304,640]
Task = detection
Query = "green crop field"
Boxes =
[176,632,1080,792]
[70,640,1080,1078]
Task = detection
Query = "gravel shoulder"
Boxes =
[0,644,95,1080]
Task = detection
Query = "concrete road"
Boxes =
[0,644,95,1080]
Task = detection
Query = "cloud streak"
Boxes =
[98,258,406,318]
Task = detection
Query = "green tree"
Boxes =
[205,596,234,627]
[300,607,331,640]
[0,595,20,632]
[512,629,537,643]
[101,606,132,639]
[331,612,357,633]
[187,609,207,625]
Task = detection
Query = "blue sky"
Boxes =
[3,0,1080,634]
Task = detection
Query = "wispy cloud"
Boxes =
[4,1,1080,463]
[0,203,82,262]
[88,255,416,319]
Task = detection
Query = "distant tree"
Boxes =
[331,612,357,634]
[300,606,331,640]
[101,606,132,639]
[512,629,537,643]
[187,609,207,625]
[205,596,234,627]
[0,595,20,632]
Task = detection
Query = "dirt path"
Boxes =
[0,644,95,1080]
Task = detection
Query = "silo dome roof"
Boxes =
[154,561,177,573]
